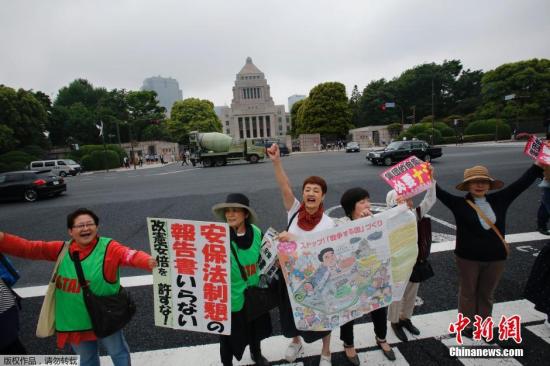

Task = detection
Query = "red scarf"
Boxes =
[297,202,324,231]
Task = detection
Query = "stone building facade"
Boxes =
[215,57,290,140]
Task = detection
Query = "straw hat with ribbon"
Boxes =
[455,165,504,191]
[211,193,258,224]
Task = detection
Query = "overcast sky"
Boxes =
[1,0,549,110]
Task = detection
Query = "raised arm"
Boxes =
[491,163,543,203]
[0,232,63,261]
[418,180,437,218]
[267,143,296,211]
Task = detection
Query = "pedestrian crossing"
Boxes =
[97,299,548,366]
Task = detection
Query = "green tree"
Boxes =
[125,90,166,141]
[297,82,352,137]
[0,85,48,149]
[290,99,306,137]
[0,125,16,153]
[349,85,362,127]
[167,98,222,143]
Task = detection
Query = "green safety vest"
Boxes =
[55,237,120,332]
[230,225,262,312]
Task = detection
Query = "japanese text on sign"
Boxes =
[380,156,433,199]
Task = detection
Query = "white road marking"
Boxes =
[150,168,200,176]
[97,299,545,366]
[525,324,550,345]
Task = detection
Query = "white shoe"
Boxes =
[285,341,303,362]
[544,318,550,330]
[319,354,332,366]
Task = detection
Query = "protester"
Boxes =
[0,258,25,355]
[436,163,543,337]
[267,143,334,366]
[537,165,550,235]
[386,173,436,342]
[212,193,271,366]
[0,208,157,366]
[336,187,395,365]
[523,241,550,329]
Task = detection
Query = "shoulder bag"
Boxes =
[72,251,136,338]
[230,243,279,322]
[36,241,69,338]
[409,207,435,283]
[466,199,510,256]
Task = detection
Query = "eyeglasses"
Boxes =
[72,223,96,230]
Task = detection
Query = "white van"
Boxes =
[29,159,82,177]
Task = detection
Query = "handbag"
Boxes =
[230,243,279,322]
[72,251,136,338]
[409,260,435,282]
[36,241,69,338]
[466,200,510,256]
[416,207,432,262]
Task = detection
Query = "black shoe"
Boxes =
[462,327,474,339]
[251,353,269,366]
[538,227,550,235]
[376,338,396,361]
[391,322,408,342]
[400,319,420,336]
[343,343,360,366]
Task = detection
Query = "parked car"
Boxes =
[345,141,360,153]
[29,159,81,177]
[261,141,290,156]
[0,171,66,202]
[366,140,442,166]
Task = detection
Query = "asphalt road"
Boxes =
[3,142,549,365]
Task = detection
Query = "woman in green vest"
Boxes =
[212,193,272,366]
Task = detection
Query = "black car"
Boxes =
[262,141,290,156]
[366,140,442,166]
[345,141,361,153]
[0,171,67,202]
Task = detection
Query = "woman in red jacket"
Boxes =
[0,208,157,366]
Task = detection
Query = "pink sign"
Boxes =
[380,156,433,199]
[523,136,550,165]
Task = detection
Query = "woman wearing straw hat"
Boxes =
[267,143,335,366]
[436,163,543,338]
[212,193,271,366]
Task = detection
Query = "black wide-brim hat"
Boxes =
[211,193,258,224]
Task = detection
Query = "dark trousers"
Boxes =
[537,188,550,228]
[340,307,388,346]
[0,338,26,355]
[455,255,506,321]
[220,334,261,366]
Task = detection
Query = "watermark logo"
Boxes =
[448,313,523,345]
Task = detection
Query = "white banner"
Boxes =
[277,206,417,331]
[147,218,231,335]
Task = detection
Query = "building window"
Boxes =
[238,117,244,139]
[245,117,251,138]
[259,116,264,137]
[252,116,257,137]
[225,121,229,126]
[226,129,230,134]
[278,117,282,123]
[266,115,271,136]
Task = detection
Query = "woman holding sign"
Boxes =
[436,162,543,338]
[212,193,271,366]
[267,143,335,366]
[0,208,157,366]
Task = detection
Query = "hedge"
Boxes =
[69,144,127,166]
[464,119,511,139]
[81,150,121,171]
[0,150,38,172]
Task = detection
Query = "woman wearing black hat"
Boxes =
[212,193,271,366]
[337,188,396,365]
[267,144,335,366]
[436,163,543,338]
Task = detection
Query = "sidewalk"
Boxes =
[81,161,178,175]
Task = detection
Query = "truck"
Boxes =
[189,131,266,167]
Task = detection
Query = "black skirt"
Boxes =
[219,308,272,361]
[277,270,330,343]
[524,242,550,315]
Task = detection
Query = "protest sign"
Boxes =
[258,227,280,280]
[277,206,417,331]
[523,135,550,165]
[147,218,231,335]
[380,156,433,199]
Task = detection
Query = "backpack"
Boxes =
[0,254,19,287]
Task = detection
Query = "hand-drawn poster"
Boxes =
[147,218,231,335]
[277,205,417,331]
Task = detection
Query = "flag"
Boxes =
[385,102,396,108]
[96,121,104,137]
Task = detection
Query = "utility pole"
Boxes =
[431,78,435,144]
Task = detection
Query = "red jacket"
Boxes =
[0,233,152,348]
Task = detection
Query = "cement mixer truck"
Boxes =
[189,131,266,167]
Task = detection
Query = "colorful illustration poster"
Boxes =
[278,205,417,331]
[380,156,433,199]
[147,218,231,335]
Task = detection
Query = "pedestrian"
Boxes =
[523,241,550,329]
[537,165,550,235]
[386,172,437,342]
[0,208,157,366]
[123,156,129,168]
[181,153,189,166]
[138,156,143,167]
[267,143,335,366]
[436,162,544,338]
[336,188,396,365]
[212,193,271,366]
[0,255,26,355]
[160,155,165,164]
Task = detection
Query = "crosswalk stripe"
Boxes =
[14,231,548,299]
[525,324,550,345]
[97,299,545,366]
